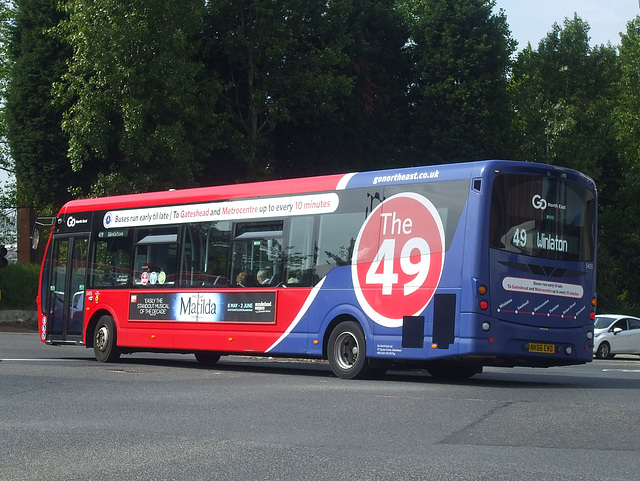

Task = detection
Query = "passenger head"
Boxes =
[256,269,270,284]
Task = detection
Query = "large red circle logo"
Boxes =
[352,193,445,327]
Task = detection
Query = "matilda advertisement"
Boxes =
[129,292,276,323]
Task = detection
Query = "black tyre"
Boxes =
[327,321,370,379]
[194,351,221,366]
[93,315,120,363]
[595,342,611,359]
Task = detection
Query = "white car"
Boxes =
[593,314,640,359]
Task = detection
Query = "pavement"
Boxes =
[0,310,38,332]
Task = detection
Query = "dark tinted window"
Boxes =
[490,174,596,261]
[90,230,133,287]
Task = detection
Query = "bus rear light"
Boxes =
[590,312,596,320]
[488,337,494,343]
[481,321,491,332]
[586,331,593,340]
[479,300,488,310]
[564,346,572,355]
[591,297,597,307]
[477,285,487,295]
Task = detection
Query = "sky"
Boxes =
[494,0,640,50]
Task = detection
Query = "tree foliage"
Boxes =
[402,0,515,163]
[5,0,72,211]
[269,0,413,177]
[206,0,356,179]
[5,1,640,314]
[609,16,640,313]
[509,15,619,179]
[0,0,14,174]
[508,15,623,313]
[56,0,225,196]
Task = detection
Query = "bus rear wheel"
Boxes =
[328,321,371,379]
[93,315,120,363]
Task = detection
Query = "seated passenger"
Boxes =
[256,269,272,285]
[238,272,259,287]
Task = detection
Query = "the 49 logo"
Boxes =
[352,193,445,328]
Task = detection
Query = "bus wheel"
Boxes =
[328,321,370,379]
[194,351,221,366]
[93,316,120,363]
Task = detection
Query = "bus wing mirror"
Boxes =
[31,217,57,250]
[31,229,39,250]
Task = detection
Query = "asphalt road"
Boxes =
[2,330,639,481]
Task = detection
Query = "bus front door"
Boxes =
[46,235,89,343]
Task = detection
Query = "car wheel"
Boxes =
[595,342,611,359]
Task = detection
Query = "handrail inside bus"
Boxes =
[31,216,57,250]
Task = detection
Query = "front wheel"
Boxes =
[93,315,120,363]
[327,321,371,379]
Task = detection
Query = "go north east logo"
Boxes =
[66,216,88,228]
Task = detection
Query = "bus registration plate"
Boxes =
[529,343,555,354]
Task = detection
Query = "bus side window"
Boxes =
[285,216,315,286]
[231,221,284,287]
[89,231,133,287]
[134,228,178,286]
[316,213,359,280]
[179,222,230,287]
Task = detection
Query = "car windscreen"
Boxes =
[594,316,616,329]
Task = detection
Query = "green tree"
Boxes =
[5,0,72,211]
[269,0,412,176]
[401,0,515,163]
[206,0,354,179]
[610,16,640,314]
[509,15,619,179]
[0,1,16,243]
[508,15,622,313]
[0,1,14,175]
[56,0,224,196]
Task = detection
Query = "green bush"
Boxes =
[0,262,40,310]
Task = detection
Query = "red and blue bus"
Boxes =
[34,160,597,379]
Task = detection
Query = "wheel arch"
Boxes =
[320,304,371,359]
[85,308,119,348]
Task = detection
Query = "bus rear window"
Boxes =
[489,173,595,262]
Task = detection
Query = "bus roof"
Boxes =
[57,160,592,215]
